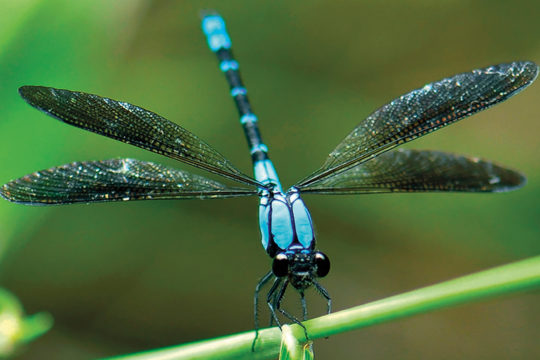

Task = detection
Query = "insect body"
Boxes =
[201,13,332,332]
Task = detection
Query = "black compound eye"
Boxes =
[272,253,289,277]
[314,252,330,277]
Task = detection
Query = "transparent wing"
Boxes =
[297,149,525,194]
[0,158,258,205]
[19,86,261,188]
[296,61,538,187]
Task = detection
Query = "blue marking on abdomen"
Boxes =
[250,144,269,154]
[231,86,247,97]
[254,159,282,192]
[220,60,239,72]
[240,114,257,124]
[201,15,231,51]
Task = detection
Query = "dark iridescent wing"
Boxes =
[296,61,538,187]
[297,149,525,194]
[0,158,258,205]
[18,86,261,188]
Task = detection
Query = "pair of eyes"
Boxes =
[272,252,330,278]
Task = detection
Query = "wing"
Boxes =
[296,61,538,187]
[297,149,525,194]
[18,86,261,188]
[0,158,258,205]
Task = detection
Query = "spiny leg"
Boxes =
[252,271,274,351]
[254,271,274,331]
[270,279,287,327]
[268,278,282,328]
[275,280,309,341]
[269,295,277,328]
[300,291,307,321]
[266,277,284,329]
[313,280,332,314]
[313,280,332,340]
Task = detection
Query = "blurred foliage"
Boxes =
[0,288,52,358]
[0,0,539,359]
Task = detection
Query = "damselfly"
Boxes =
[1,11,538,345]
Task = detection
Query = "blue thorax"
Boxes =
[258,186,315,257]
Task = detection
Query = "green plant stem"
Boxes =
[105,255,540,360]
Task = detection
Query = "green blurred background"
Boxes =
[0,0,539,359]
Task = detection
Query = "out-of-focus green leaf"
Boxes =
[0,288,52,357]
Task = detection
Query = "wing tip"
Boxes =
[491,169,527,193]
[520,60,539,79]
[18,85,51,108]
[0,182,36,205]
[513,60,539,88]
[19,84,39,96]
[0,183,14,202]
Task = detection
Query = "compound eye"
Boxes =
[272,253,289,277]
[314,252,330,277]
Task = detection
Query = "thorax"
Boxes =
[258,187,315,257]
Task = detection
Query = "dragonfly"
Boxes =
[1,11,538,346]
